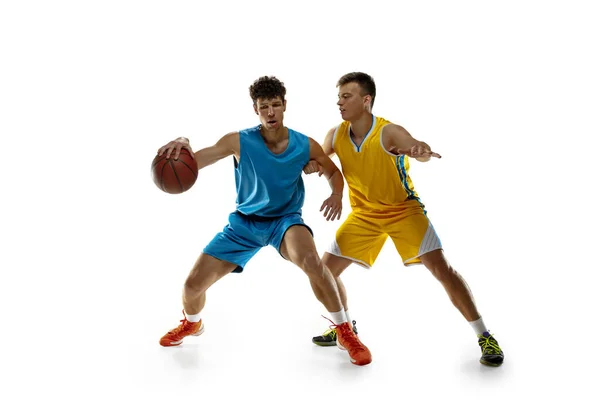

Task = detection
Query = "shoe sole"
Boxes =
[312,330,357,347]
[480,359,503,367]
[312,340,337,347]
[160,324,205,347]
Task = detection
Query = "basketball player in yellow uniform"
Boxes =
[305,72,504,366]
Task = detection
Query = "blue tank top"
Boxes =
[234,125,310,217]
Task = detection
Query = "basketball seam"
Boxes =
[159,161,170,192]
[152,149,197,194]
[177,158,198,178]
[168,160,184,193]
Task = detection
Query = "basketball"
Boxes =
[151,149,198,194]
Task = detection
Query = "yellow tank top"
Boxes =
[333,115,420,212]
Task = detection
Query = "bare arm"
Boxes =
[308,137,344,221]
[309,137,343,196]
[381,124,441,162]
[193,132,240,170]
[302,126,337,176]
[157,132,240,171]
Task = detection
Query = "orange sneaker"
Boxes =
[336,322,372,366]
[159,311,204,347]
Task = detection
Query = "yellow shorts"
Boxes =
[327,200,442,268]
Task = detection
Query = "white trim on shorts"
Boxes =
[403,221,443,265]
[327,220,443,268]
[326,240,372,269]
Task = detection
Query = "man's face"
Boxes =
[337,82,371,121]
[254,96,286,130]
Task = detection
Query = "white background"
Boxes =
[1,1,599,399]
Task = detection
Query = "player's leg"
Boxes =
[159,253,237,347]
[279,225,342,313]
[275,219,371,366]
[309,253,352,313]
[385,204,464,311]
[312,212,387,346]
[182,253,238,315]
[419,249,479,321]
[160,212,261,347]
[310,253,357,346]
[389,201,504,366]
[388,204,479,320]
[420,250,504,366]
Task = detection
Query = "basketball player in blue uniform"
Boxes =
[156,76,371,366]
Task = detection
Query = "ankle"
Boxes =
[184,311,202,323]
[329,309,348,325]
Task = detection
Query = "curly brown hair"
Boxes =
[249,76,286,104]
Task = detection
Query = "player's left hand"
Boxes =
[388,142,441,159]
[320,194,342,221]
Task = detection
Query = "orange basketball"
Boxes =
[151,149,198,194]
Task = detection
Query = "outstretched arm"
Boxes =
[157,132,240,171]
[308,137,344,221]
[381,124,441,162]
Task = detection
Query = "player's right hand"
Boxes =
[388,143,441,159]
[157,137,193,160]
[303,160,324,177]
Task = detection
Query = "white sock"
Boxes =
[345,309,352,323]
[330,309,348,325]
[469,317,488,336]
[185,311,201,323]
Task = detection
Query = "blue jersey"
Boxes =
[234,125,310,217]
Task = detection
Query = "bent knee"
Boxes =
[299,252,325,276]
[184,276,204,294]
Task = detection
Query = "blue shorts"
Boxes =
[203,211,313,273]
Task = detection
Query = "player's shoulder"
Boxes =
[218,131,241,151]
[286,126,306,136]
[375,115,395,126]
[238,125,260,136]
[286,127,312,143]
[327,124,339,135]
[379,118,404,134]
[306,135,320,147]
[327,123,344,140]
[221,130,241,141]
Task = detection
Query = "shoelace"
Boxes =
[318,328,336,338]
[321,315,365,350]
[479,335,502,355]
[320,320,357,338]
[168,311,194,335]
[337,323,366,350]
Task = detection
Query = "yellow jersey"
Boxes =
[332,115,421,213]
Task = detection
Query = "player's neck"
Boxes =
[349,113,374,139]
[260,125,288,144]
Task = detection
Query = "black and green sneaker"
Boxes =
[478,331,504,366]
[312,320,358,346]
